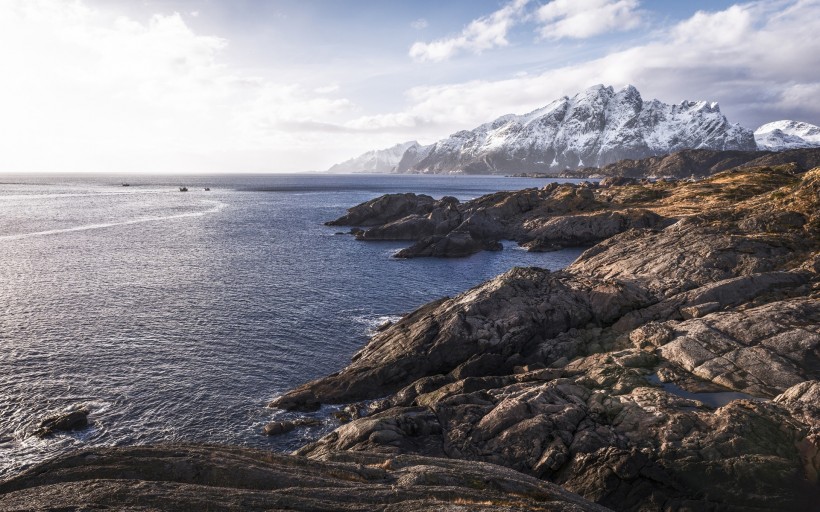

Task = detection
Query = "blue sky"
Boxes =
[1,0,818,172]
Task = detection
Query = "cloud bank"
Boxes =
[536,0,643,40]
[409,0,530,62]
[0,0,355,172]
[409,0,645,62]
[383,1,820,145]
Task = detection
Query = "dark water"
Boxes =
[0,173,584,477]
[645,374,763,408]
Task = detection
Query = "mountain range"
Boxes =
[328,85,820,174]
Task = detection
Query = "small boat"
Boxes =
[121,183,130,187]
[204,187,210,191]
[179,186,188,192]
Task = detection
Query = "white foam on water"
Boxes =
[0,189,173,201]
[0,201,226,242]
[352,314,403,336]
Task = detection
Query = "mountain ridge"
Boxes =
[327,140,420,173]
[403,85,755,174]
[755,120,820,151]
[329,85,820,175]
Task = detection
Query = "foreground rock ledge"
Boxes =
[0,445,609,512]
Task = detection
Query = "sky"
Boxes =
[1,0,819,173]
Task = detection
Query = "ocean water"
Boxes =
[0,173,585,478]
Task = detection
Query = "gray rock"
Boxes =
[326,193,436,227]
[329,182,608,258]
[0,445,610,512]
[395,232,502,258]
[522,209,663,252]
[270,268,653,409]
[34,408,89,438]
[654,298,820,397]
[263,418,321,436]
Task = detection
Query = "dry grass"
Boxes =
[599,165,802,218]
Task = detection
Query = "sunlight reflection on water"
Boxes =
[0,173,584,477]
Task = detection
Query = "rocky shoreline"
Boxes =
[275,163,820,510]
[2,163,818,510]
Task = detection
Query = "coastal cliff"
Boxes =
[273,164,820,510]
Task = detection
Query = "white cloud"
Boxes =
[411,18,428,30]
[358,1,820,139]
[409,0,530,62]
[536,0,643,40]
[314,84,341,94]
[409,0,642,62]
[3,0,819,172]
[0,0,359,172]
[778,82,820,111]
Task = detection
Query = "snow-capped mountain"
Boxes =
[328,141,420,173]
[754,120,820,151]
[394,142,434,172]
[397,85,755,174]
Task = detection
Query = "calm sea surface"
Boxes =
[0,173,584,477]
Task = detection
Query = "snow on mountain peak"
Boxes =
[398,84,755,174]
[328,141,420,173]
[330,85,820,175]
[755,120,820,150]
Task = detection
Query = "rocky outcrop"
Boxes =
[34,408,89,438]
[395,233,503,258]
[0,445,608,511]
[521,210,663,252]
[263,418,322,436]
[296,355,818,511]
[326,193,438,227]
[330,182,660,258]
[330,161,817,259]
[270,268,654,409]
[272,166,820,511]
[632,298,820,396]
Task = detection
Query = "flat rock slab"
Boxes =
[0,445,610,512]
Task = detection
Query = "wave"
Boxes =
[0,200,226,242]
[352,314,403,336]
[0,189,174,201]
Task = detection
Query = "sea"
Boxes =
[0,173,585,478]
